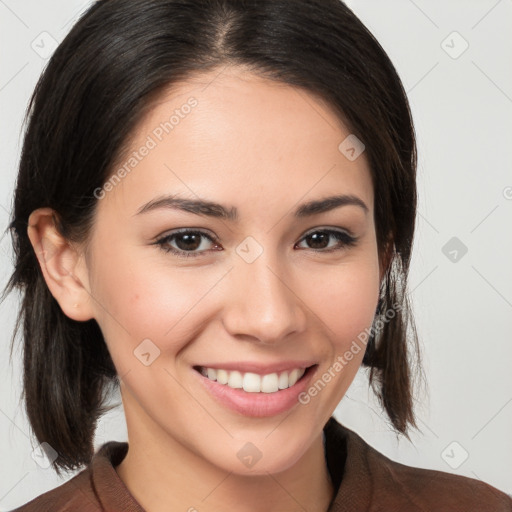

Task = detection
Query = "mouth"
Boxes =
[192,364,319,417]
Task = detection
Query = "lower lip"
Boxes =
[193,365,318,417]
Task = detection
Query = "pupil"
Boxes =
[308,232,328,249]
[176,233,200,251]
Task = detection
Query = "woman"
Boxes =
[4,0,511,510]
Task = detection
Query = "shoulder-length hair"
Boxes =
[3,0,421,475]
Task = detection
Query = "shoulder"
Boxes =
[324,417,512,511]
[10,468,100,512]
[367,443,512,510]
[10,441,130,512]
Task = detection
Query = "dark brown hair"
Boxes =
[3,0,421,475]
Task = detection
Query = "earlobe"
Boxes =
[27,208,94,322]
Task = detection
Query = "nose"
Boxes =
[221,250,307,344]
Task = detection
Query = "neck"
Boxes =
[116,393,334,512]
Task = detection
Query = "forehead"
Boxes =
[98,67,373,221]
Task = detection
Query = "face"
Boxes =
[81,66,381,475]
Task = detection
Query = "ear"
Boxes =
[27,208,94,322]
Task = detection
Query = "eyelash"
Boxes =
[153,228,358,259]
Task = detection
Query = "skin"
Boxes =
[28,66,385,512]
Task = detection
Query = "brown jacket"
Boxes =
[12,416,512,511]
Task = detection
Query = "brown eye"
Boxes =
[173,232,203,251]
[296,229,357,252]
[154,230,220,258]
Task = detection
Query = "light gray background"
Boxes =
[1,0,511,508]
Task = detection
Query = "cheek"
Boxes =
[326,276,377,343]
[293,253,380,410]
[300,256,380,350]
[89,248,224,367]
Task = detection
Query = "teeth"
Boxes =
[216,369,229,385]
[200,366,306,393]
[228,370,243,389]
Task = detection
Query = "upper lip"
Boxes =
[194,360,318,375]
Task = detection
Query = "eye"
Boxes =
[154,229,221,258]
[295,228,357,252]
[154,227,357,259]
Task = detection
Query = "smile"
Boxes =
[193,364,319,417]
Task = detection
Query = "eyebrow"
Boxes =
[134,193,369,220]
